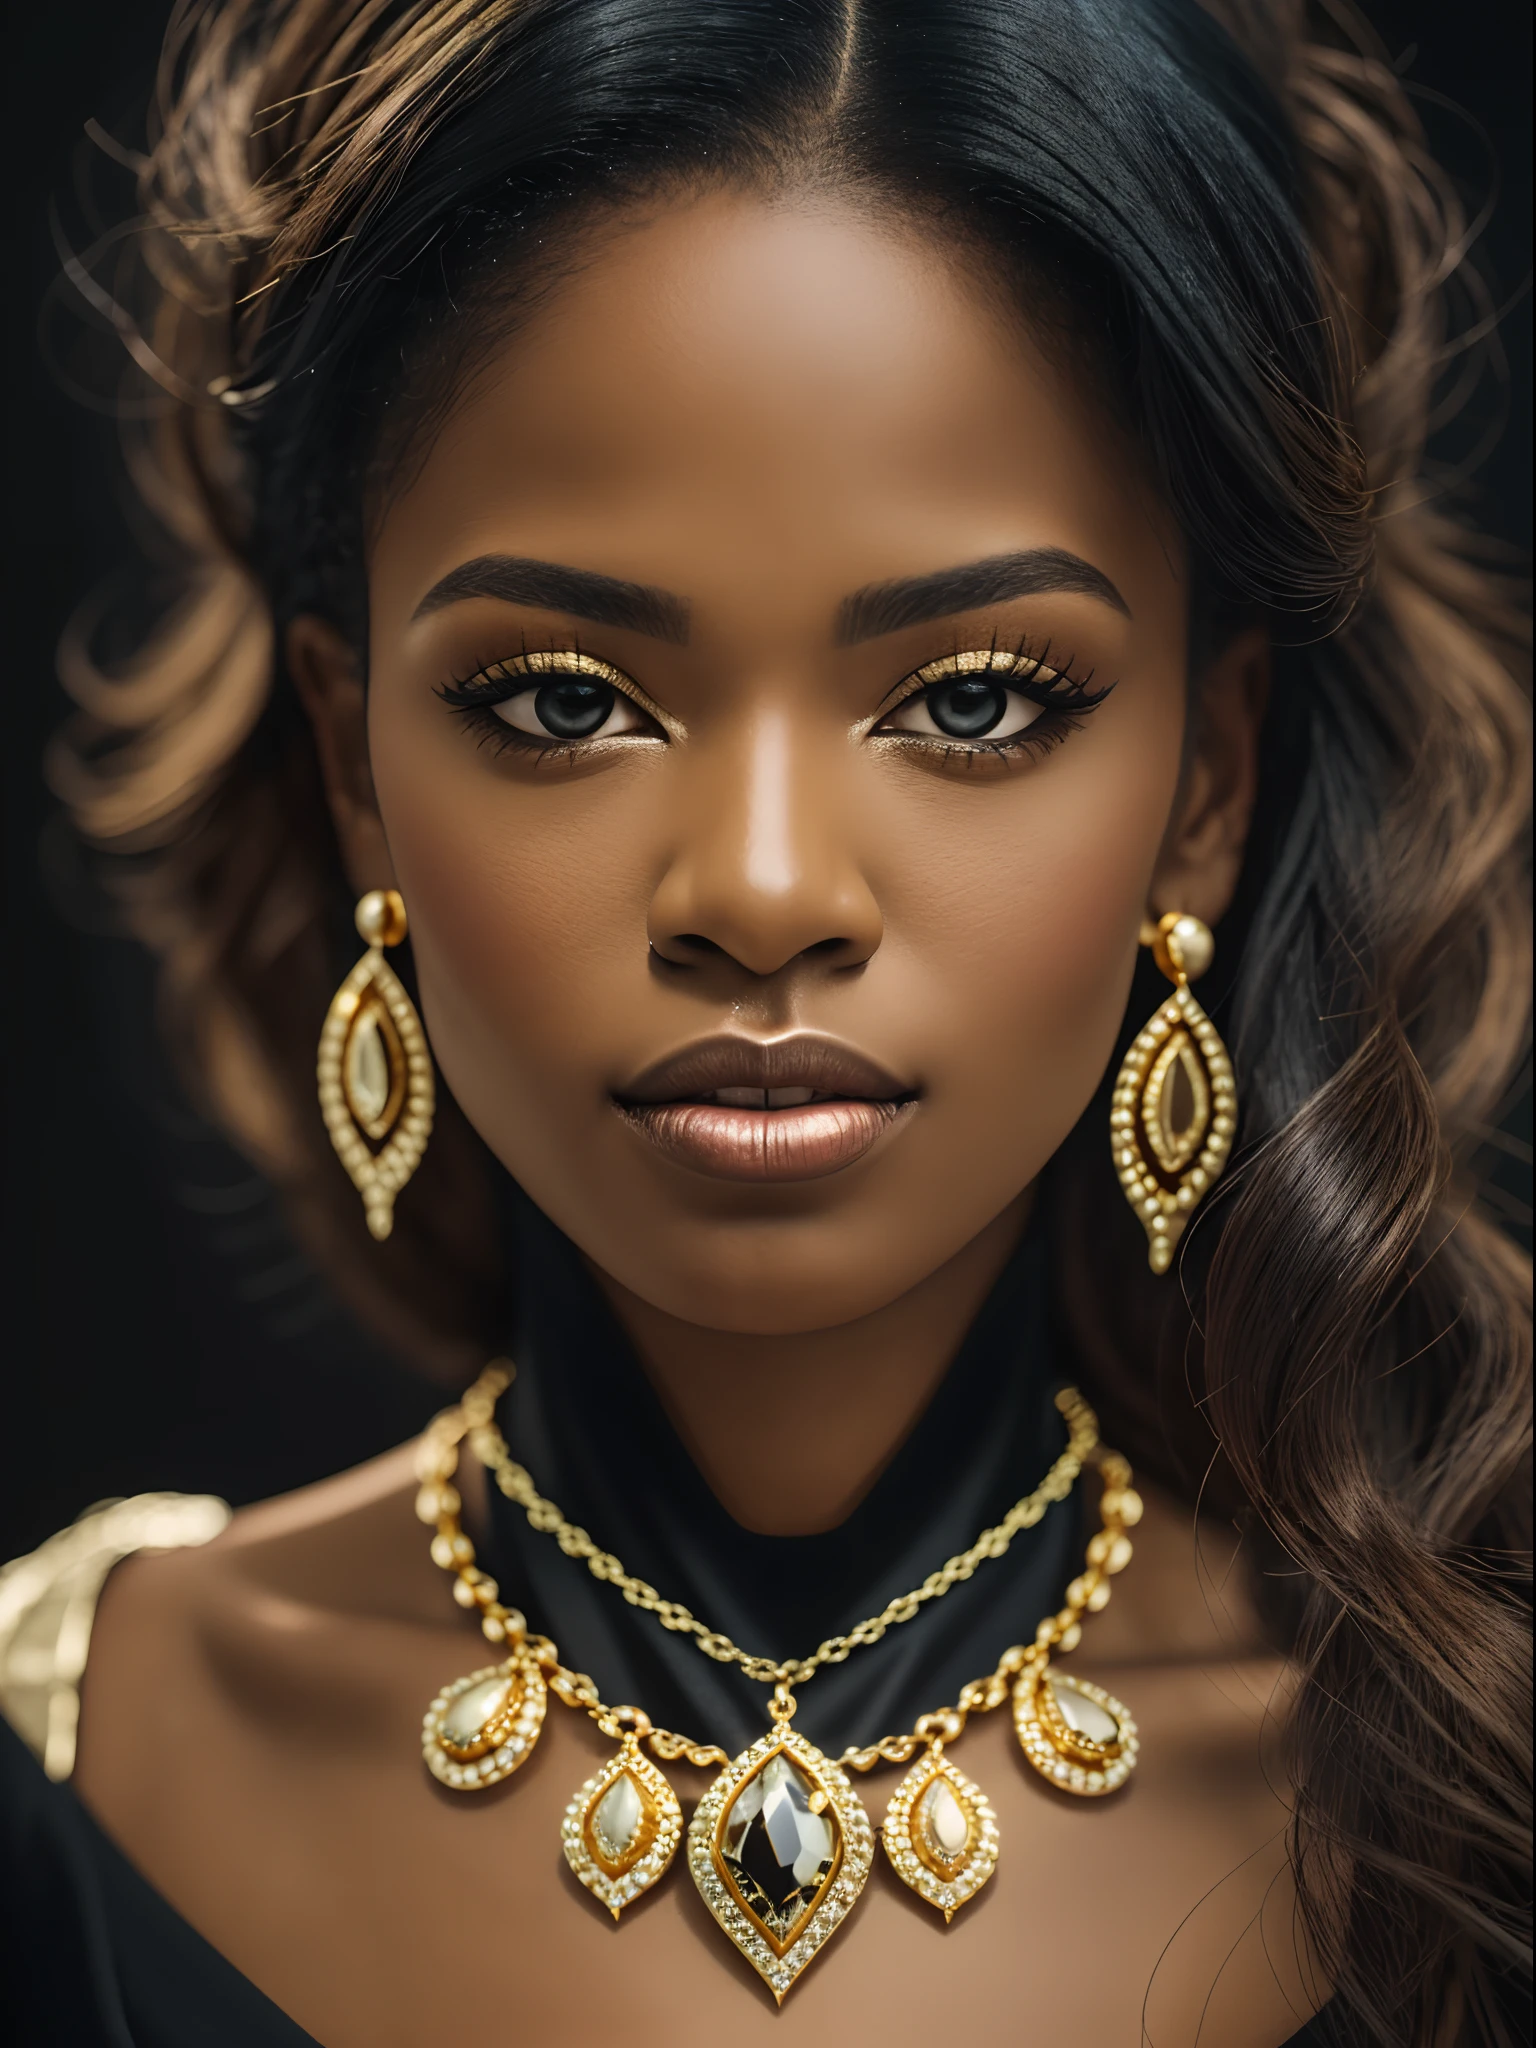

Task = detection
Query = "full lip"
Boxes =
[614,1033,919,1183]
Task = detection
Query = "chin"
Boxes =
[593,1216,962,1334]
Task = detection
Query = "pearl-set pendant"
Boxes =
[420,1647,547,1789]
[1013,1662,1138,1796]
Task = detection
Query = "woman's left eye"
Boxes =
[494,678,646,741]
[882,677,1044,742]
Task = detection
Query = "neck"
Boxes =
[589,1194,1030,1535]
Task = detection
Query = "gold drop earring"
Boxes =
[317,889,435,1240]
[1111,912,1235,1274]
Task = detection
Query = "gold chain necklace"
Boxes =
[415,1362,1143,2002]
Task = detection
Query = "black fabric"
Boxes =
[0,1195,1341,2044]
[0,1716,318,2046]
[482,1191,1082,1755]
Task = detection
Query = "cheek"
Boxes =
[888,696,1185,1133]
[362,656,1186,1332]
[367,730,653,1115]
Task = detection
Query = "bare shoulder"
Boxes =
[82,1441,441,1653]
[72,1441,475,1846]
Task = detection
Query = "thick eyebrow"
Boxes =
[837,547,1130,645]
[411,554,690,642]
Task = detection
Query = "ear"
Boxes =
[287,615,398,899]
[1150,625,1269,929]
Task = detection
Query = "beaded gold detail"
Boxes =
[316,889,434,1241]
[1012,1666,1138,1795]
[1111,911,1235,1273]
[416,1364,1141,1999]
[420,1649,546,1789]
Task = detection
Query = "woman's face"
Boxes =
[314,189,1258,1334]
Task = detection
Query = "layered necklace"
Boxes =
[415,1362,1141,2002]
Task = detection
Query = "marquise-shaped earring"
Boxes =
[317,889,435,1240]
[1110,911,1235,1274]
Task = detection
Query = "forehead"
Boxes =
[372,187,1178,627]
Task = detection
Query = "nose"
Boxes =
[647,708,883,978]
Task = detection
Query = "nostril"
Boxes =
[653,930,864,974]
[649,933,722,967]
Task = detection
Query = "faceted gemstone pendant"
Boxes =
[689,1726,874,2003]
[1012,1661,1138,1797]
[881,1747,999,1921]
[562,1737,683,1919]
[421,1649,547,1790]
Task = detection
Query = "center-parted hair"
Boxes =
[55,3,1531,2040]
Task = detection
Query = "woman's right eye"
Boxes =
[495,677,647,741]
[437,652,660,748]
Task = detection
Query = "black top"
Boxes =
[483,1193,1084,1755]
[0,1194,1341,2044]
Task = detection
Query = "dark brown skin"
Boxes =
[74,189,1318,2043]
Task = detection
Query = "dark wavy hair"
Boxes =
[54,0,1531,2039]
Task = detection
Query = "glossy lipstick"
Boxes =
[615,1035,916,1183]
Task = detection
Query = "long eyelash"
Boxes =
[434,636,655,761]
[894,631,1111,709]
[448,704,589,764]
[434,633,622,708]
[877,633,1115,763]
[919,712,1091,770]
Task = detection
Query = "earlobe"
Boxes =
[287,614,399,897]
[1150,626,1269,929]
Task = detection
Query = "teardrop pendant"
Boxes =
[562,1720,683,1919]
[1013,1659,1138,1797]
[421,1648,547,1790]
[689,1721,874,2003]
[881,1743,999,1921]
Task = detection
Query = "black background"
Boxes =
[4,2,1530,1560]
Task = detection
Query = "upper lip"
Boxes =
[616,1033,915,1107]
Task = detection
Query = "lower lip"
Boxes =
[620,1098,911,1182]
